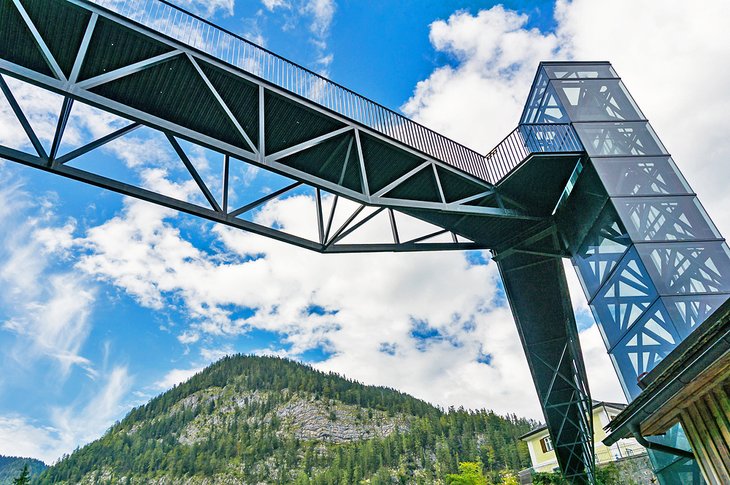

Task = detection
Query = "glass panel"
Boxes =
[637,241,730,294]
[613,196,722,242]
[571,204,631,298]
[610,299,680,399]
[543,64,618,79]
[646,424,699,479]
[662,294,729,337]
[521,69,549,124]
[552,79,644,121]
[651,453,703,485]
[522,84,569,124]
[574,122,667,157]
[535,84,569,123]
[590,247,658,347]
[592,157,692,196]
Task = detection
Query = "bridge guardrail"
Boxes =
[84,0,584,184]
[484,124,583,183]
[85,0,488,178]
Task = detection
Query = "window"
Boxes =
[540,436,554,452]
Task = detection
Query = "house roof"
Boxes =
[519,401,627,440]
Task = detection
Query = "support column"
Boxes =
[497,249,594,484]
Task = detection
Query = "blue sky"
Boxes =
[1,0,730,464]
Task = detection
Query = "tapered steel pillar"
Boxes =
[497,249,595,483]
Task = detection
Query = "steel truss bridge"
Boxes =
[2,0,728,483]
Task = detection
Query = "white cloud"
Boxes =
[0,171,96,378]
[171,0,234,19]
[304,0,337,75]
[403,0,730,236]
[240,14,267,47]
[0,366,132,464]
[0,417,58,464]
[152,346,235,392]
[51,366,133,448]
[262,0,290,11]
[579,325,625,403]
[401,0,730,407]
[199,346,235,363]
[73,189,547,416]
[303,0,335,39]
[0,75,64,152]
[153,367,203,391]
[402,7,563,151]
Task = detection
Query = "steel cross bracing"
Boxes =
[0,80,488,253]
[0,0,570,255]
[0,0,597,483]
[495,226,595,484]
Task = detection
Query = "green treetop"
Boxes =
[446,461,489,485]
[13,464,31,485]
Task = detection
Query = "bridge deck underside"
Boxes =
[0,0,558,252]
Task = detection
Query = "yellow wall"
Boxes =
[525,429,558,473]
[523,405,646,473]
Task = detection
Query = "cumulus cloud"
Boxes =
[403,0,730,235]
[153,367,204,391]
[72,188,619,414]
[0,75,64,152]
[69,183,549,414]
[402,6,563,151]
[152,346,236,392]
[401,0,730,406]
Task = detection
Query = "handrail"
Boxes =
[484,124,583,183]
[84,0,487,178]
[82,0,584,185]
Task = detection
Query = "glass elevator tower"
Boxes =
[524,62,730,484]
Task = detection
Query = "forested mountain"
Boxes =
[0,455,46,484]
[38,355,537,484]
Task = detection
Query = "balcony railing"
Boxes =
[83,0,584,184]
[483,124,583,182]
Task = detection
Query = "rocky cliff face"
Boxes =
[277,395,408,443]
[174,387,409,447]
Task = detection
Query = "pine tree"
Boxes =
[13,464,31,485]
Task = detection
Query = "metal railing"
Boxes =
[84,0,488,176]
[83,0,584,184]
[483,124,583,182]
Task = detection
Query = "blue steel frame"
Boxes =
[525,61,730,484]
